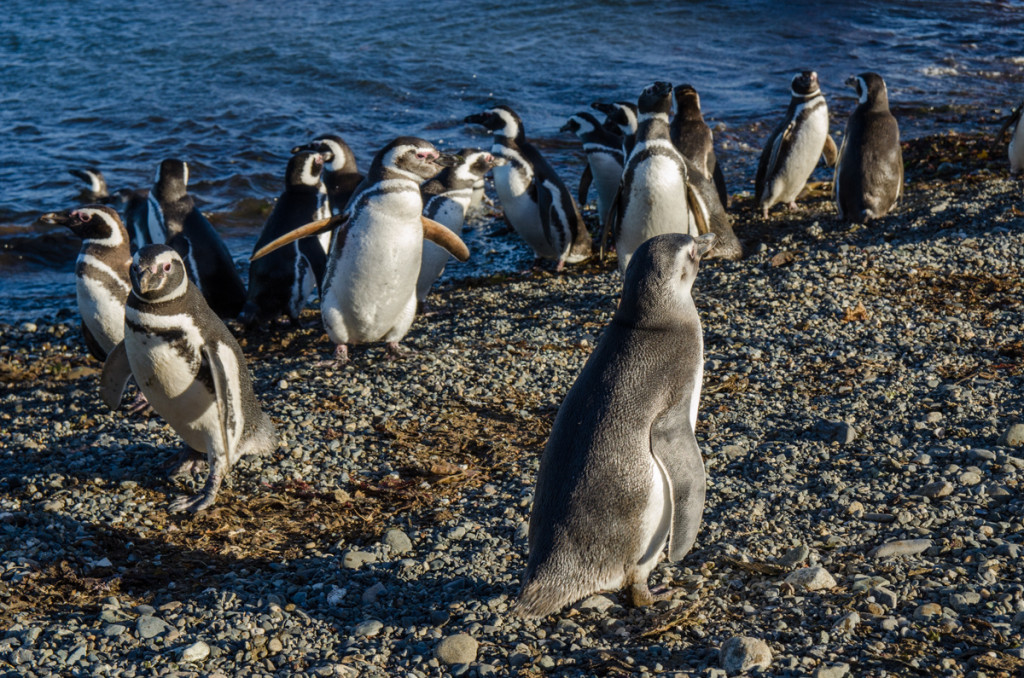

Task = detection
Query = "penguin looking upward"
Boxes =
[670,84,729,209]
[834,72,903,223]
[40,205,131,360]
[101,245,278,513]
[240,151,328,329]
[755,71,838,219]
[561,112,624,234]
[250,137,471,364]
[464,106,592,270]
[517,233,716,618]
[148,159,247,318]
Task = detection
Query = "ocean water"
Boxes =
[1,0,1023,320]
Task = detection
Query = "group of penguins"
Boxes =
[42,70,924,617]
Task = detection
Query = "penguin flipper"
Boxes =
[422,216,470,262]
[711,158,729,210]
[822,134,839,167]
[100,341,132,410]
[201,342,241,460]
[81,321,108,362]
[251,214,343,261]
[993,101,1024,149]
[600,185,621,259]
[299,238,328,297]
[684,182,711,237]
[650,406,705,562]
[577,164,593,207]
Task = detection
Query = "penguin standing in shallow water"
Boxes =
[240,151,328,329]
[671,84,729,209]
[465,106,591,269]
[416,149,500,305]
[755,71,837,219]
[250,137,471,363]
[517,233,716,618]
[561,112,624,234]
[101,245,277,513]
[834,72,903,223]
[40,205,131,360]
[148,159,247,318]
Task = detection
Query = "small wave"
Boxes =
[921,66,960,77]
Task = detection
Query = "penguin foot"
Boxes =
[786,201,801,211]
[164,447,205,478]
[314,344,350,368]
[628,581,678,608]
[126,391,151,416]
[168,490,218,514]
[385,342,412,361]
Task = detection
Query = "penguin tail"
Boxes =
[513,581,564,619]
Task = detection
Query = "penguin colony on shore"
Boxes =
[49,68,997,616]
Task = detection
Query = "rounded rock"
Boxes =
[383,528,413,555]
[435,633,479,666]
[720,636,772,675]
[181,641,210,663]
[784,566,836,592]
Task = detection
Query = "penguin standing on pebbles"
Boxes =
[561,112,624,234]
[995,100,1024,173]
[101,245,277,513]
[755,71,838,219]
[240,151,328,329]
[416,149,501,305]
[40,205,131,360]
[465,106,591,269]
[834,72,903,223]
[592,101,639,153]
[291,134,364,253]
[148,159,247,318]
[517,233,716,618]
[250,137,471,363]
[671,84,729,209]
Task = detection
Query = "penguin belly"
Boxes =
[492,163,556,259]
[1011,121,1024,173]
[416,198,464,302]
[76,263,125,355]
[588,152,623,224]
[322,214,423,345]
[762,111,829,207]
[124,316,221,454]
[289,249,317,318]
[617,156,690,273]
[634,454,673,579]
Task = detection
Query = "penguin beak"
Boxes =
[845,75,858,88]
[647,81,673,97]
[39,210,70,226]
[559,120,579,134]
[291,142,315,155]
[591,102,614,115]
[131,264,162,295]
[690,233,717,262]
[464,112,493,127]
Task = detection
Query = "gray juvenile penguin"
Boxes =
[517,232,716,618]
[101,245,278,513]
[834,72,903,222]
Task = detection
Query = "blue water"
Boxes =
[1,0,1023,319]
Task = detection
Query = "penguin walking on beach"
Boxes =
[101,245,278,513]
[464,106,592,269]
[249,137,470,363]
[240,151,328,329]
[994,100,1024,173]
[605,82,705,274]
[671,84,729,209]
[148,159,247,318]
[416,149,501,305]
[517,232,716,618]
[40,205,131,360]
[755,71,838,219]
[561,112,624,233]
[834,72,903,222]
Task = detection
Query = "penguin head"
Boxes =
[560,112,601,137]
[377,137,458,182]
[791,71,820,98]
[847,72,889,109]
[130,245,188,302]
[673,84,703,120]
[68,168,109,199]
[637,82,673,118]
[40,205,126,247]
[618,233,716,329]
[464,106,524,142]
[592,101,638,136]
[292,134,356,172]
[285,151,325,190]
[153,159,189,201]
[457,150,502,182]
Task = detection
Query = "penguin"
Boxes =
[994,100,1024,173]
[560,112,624,233]
[239,151,328,329]
[39,205,131,360]
[592,100,639,144]
[416,149,500,305]
[670,84,729,209]
[68,169,151,251]
[755,71,838,219]
[68,168,110,203]
[464,106,592,269]
[516,232,716,618]
[100,245,278,513]
[292,134,364,253]
[682,155,743,261]
[148,159,247,318]
[605,82,703,274]
[834,72,903,223]
[249,137,471,363]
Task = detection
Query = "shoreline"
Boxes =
[1,130,1023,677]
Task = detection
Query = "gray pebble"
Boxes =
[435,633,478,666]
[873,539,932,558]
[383,528,413,554]
[102,624,126,638]
[778,544,810,567]
[181,641,210,662]
[574,594,616,614]
[814,662,851,678]
[871,587,899,609]
[998,423,1024,447]
[720,636,772,675]
[915,480,953,498]
[784,566,836,591]
[342,549,377,570]
[135,615,171,639]
[353,620,384,637]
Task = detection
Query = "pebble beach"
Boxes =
[1,130,1024,678]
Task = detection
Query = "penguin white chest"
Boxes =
[588,152,624,220]
[322,190,423,344]
[618,151,690,271]
[493,156,554,258]
[76,256,127,354]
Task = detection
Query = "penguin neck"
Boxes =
[638,111,670,125]
[863,92,890,112]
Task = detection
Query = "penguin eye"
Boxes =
[163,262,172,272]
[78,212,91,222]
